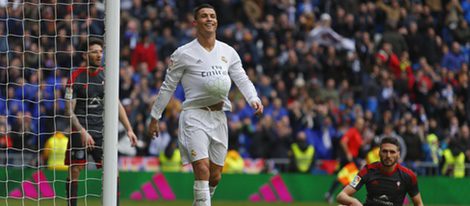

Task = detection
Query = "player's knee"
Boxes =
[193,161,210,179]
[209,172,222,186]
[69,165,83,180]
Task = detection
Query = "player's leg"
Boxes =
[179,110,212,206]
[325,158,350,203]
[65,132,86,206]
[67,165,84,206]
[89,131,104,170]
[208,145,226,199]
[325,180,340,203]
[209,162,223,198]
[192,158,211,206]
[207,140,228,199]
[207,111,228,198]
[189,140,211,206]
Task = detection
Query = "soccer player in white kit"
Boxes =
[147,4,263,206]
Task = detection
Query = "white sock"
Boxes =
[193,180,210,206]
[209,186,217,198]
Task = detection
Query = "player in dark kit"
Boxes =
[64,38,138,206]
[336,137,424,206]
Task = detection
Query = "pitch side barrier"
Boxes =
[1,168,470,205]
[3,154,469,176]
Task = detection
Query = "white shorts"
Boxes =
[178,109,228,166]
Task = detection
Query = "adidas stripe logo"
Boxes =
[130,173,176,201]
[248,175,293,203]
[8,170,55,199]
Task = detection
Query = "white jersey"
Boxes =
[151,39,260,119]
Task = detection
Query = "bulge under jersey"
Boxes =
[151,39,260,120]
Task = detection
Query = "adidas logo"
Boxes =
[9,170,55,199]
[248,175,293,203]
[196,198,207,202]
[130,173,176,201]
[379,195,389,200]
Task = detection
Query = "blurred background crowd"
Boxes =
[0,0,469,176]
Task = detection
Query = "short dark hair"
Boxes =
[193,3,215,20]
[380,137,400,151]
[80,37,104,52]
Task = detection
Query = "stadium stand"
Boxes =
[1,0,469,177]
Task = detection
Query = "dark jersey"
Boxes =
[66,67,105,132]
[350,162,419,206]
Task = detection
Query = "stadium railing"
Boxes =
[2,154,470,176]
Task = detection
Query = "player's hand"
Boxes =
[251,101,263,117]
[147,117,160,139]
[127,130,138,147]
[80,128,95,150]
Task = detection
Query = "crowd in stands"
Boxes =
[0,0,469,176]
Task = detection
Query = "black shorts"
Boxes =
[65,129,103,168]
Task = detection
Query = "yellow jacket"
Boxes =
[442,149,465,178]
[43,132,69,170]
[223,150,244,173]
[291,143,314,173]
[159,149,182,172]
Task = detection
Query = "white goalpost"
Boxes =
[103,0,119,205]
[0,0,119,205]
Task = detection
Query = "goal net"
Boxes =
[0,1,106,205]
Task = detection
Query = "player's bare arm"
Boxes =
[411,193,424,206]
[118,102,137,146]
[65,87,95,149]
[336,185,363,206]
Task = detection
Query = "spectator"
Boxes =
[223,150,245,174]
[289,131,315,173]
[421,28,443,66]
[441,137,466,178]
[441,41,468,72]
[10,112,38,150]
[41,131,69,171]
[376,0,402,27]
[3,0,470,177]
[445,0,463,30]
[453,20,470,44]
[148,121,171,156]
[324,118,364,203]
[402,120,425,172]
[0,123,12,148]
[311,115,337,160]
[131,32,158,72]
[159,140,182,172]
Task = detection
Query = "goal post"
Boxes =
[103,0,119,205]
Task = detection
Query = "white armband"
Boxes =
[65,87,73,100]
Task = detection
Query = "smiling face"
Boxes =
[194,7,217,36]
[380,143,400,167]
